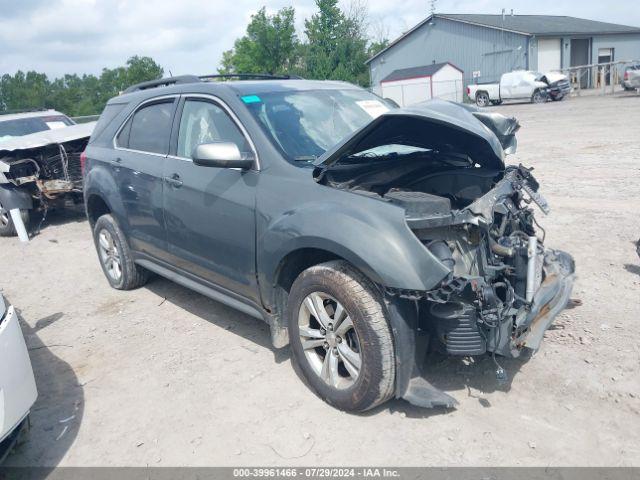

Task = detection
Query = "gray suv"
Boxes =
[84,75,575,411]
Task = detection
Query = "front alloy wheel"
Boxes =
[532,90,547,104]
[0,202,10,229]
[298,292,361,389]
[287,261,395,412]
[0,201,29,237]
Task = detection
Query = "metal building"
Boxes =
[367,13,640,95]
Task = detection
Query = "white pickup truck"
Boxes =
[467,70,571,107]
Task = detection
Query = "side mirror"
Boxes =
[192,142,254,169]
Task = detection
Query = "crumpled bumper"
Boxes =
[520,249,576,352]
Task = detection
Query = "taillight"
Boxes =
[80,151,87,176]
[624,70,630,80]
[466,86,470,95]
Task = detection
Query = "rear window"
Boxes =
[90,103,127,144]
[0,115,73,143]
[116,100,174,155]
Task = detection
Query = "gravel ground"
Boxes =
[1,93,639,467]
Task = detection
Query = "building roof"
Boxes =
[441,14,640,35]
[381,62,459,82]
[366,14,640,64]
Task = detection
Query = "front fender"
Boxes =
[259,198,451,304]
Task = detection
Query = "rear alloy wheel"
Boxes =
[93,214,149,290]
[97,229,123,283]
[475,92,490,107]
[287,261,395,412]
[0,201,29,237]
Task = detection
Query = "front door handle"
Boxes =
[164,174,183,188]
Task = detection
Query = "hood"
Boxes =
[315,100,519,170]
[543,72,568,84]
[0,121,96,156]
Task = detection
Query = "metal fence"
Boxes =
[556,60,640,95]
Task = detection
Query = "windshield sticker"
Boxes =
[241,95,262,104]
[45,121,68,130]
[356,100,390,119]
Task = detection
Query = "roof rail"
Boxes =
[122,75,201,94]
[121,73,302,94]
[199,73,302,81]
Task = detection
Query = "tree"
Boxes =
[0,56,163,116]
[302,0,370,86]
[219,7,299,75]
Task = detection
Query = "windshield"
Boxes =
[242,89,392,164]
[0,115,74,143]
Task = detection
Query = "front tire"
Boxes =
[0,201,29,238]
[93,214,149,290]
[532,90,547,104]
[287,261,395,412]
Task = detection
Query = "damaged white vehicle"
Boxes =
[0,120,95,241]
[0,294,37,462]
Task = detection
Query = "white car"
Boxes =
[468,70,571,106]
[0,294,37,462]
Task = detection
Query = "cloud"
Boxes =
[0,0,639,78]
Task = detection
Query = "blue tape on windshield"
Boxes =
[241,95,262,104]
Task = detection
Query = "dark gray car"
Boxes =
[83,75,575,411]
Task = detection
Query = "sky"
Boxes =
[1,0,639,78]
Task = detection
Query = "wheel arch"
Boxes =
[86,193,112,227]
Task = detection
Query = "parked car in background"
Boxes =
[468,70,571,106]
[0,294,37,463]
[0,110,75,144]
[84,75,574,412]
[621,64,640,90]
[0,116,95,240]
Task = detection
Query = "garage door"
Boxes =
[538,38,561,72]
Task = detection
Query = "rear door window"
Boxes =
[119,100,174,154]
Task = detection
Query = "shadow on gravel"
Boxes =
[145,277,290,365]
[29,205,87,239]
[624,264,640,277]
[3,304,84,469]
[144,277,535,418]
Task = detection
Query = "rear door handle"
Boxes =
[163,174,183,188]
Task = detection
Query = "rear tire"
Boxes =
[93,214,149,290]
[287,261,395,412]
[475,92,490,107]
[0,202,29,238]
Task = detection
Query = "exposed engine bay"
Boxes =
[0,122,95,240]
[314,101,575,365]
[1,138,85,199]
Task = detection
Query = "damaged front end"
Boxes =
[0,123,95,240]
[314,100,575,408]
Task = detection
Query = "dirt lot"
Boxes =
[1,94,639,467]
